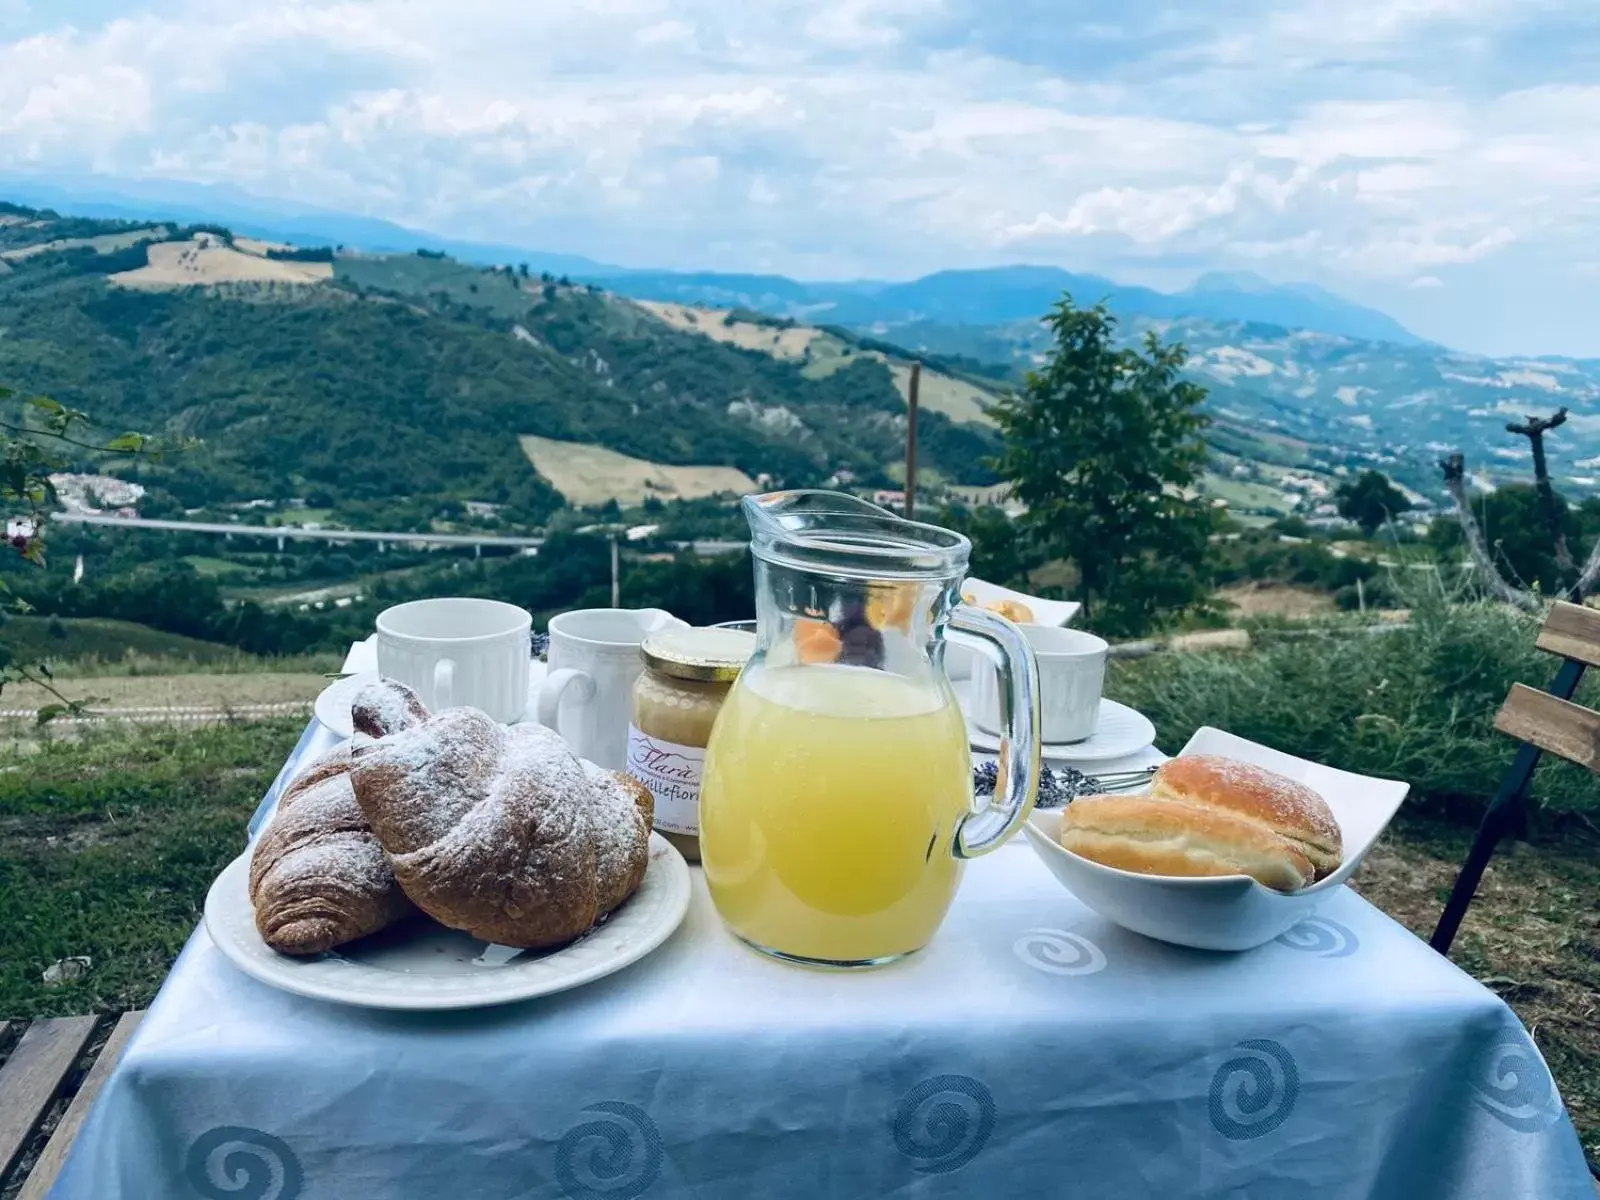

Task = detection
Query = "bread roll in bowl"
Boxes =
[1151,755,1341,878]
[1057,755,1343,893]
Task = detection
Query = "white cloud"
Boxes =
[0,0,1598,352]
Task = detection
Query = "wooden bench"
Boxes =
[0,1012,144,1198]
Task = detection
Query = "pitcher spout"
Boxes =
[741,489,970,582]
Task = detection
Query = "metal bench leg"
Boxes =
[1430,775,1530,954]
[1432,656,1587,956]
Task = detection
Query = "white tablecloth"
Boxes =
[47,646,1594,1199]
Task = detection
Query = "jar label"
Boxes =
[625,726,705,835]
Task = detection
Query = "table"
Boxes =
[48,650,1595,1199]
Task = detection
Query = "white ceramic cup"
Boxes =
[973,624,1109,743]
[375,598,533,724]
[537,608,687,769]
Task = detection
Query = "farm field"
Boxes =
[519,435,756,507]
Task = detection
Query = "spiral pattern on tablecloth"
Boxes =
[555,1101,665,1199]
[1208,1039,1300,1141]
[1013,927,1107,976]
[1471,1039,1564,1133]
[1273,917,1359,958]
[892,1074,997,1175]
[184,1126,303,1200]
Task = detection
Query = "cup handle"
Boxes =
[946,605,1041,859]
[433,659,455,710]
[536,667,596,731]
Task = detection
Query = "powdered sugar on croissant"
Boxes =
[349,709,652,949]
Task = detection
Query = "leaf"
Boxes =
[35,704,68,726]
[27,395,64,415]
[103,432,149,453]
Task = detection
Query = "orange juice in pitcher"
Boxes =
[700,491,1043,968]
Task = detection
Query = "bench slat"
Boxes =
[0,1016,97,1183]
[17,1012,144,1200]
[1495,683,1600,773]
[1535,600,1600,668]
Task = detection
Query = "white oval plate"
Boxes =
[205,834,691,1010]
[315,664,548,739]
[960,578,1081,628]
[1021,726,1410,951]
[962,695,1156,763]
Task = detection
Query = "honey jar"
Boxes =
[627,627,755,863]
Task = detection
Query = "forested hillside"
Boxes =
[0,202,1000,525]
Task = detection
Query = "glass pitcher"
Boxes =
[699,490,1042,968]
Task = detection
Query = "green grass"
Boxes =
[263,508,334,528]
[0,616,340,678]
[335,256,537,321]
[0,718,304,1016]
[1112,599,1600,817]
[1,616,245,667]
[1201,472,1296,514]
[798,332,856,380]
[182,554,251,578]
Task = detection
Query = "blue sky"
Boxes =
[2,0,1599,356]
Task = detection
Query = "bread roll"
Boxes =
[1057,755,1343,892]
[1150,755,1342,878]
[1059,794,1315,891]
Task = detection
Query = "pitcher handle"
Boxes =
[946,605,1041,859]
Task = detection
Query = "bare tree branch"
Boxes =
[1575,533,1600,598]
[1505,406,1578,595]
[1439,453,1542,613]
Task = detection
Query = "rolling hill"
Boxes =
[0,202,1003,522]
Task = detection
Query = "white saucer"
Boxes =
[206,835,691,1010]
[961,694,1156,763]
[314,664,548,739]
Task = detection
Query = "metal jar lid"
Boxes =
[641,627,756,682]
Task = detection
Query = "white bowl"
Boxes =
[1021,726,1410,951]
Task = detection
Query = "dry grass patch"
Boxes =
[520,436,756,507]
[110,238,332,289]
[637,301,820,359]
[1217,582,1339,620]
[888,362,996,426]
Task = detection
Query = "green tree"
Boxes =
[988,296,1213,636]
[1336,470,1412,536]
[937,504,1043,591]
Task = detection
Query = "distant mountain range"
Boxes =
[603,265,1428,348]
[2,176,1423,347]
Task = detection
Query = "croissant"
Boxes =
[349,707,653,949]
[248,681,428,954]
